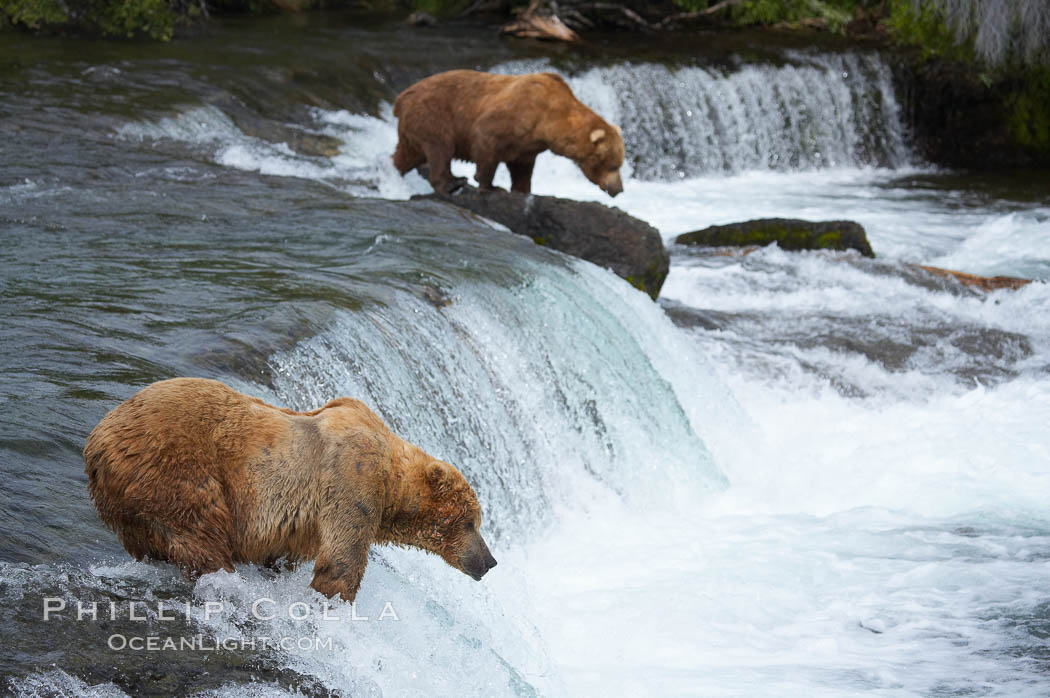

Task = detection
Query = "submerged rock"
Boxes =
[420,187,669,300]
[214,96,342,158]
[913,264,1031,292]
[675,218,875,258]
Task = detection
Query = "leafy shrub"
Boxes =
[885,0,971,61]
[99,0,179,39]
[888,0,1050,68]
[1004,67,1050,152]
[1,0,69,29]
[1,0,183,38]
[669,0,857,32]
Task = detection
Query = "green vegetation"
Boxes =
[912,0,1049,69]
[885,0,1050,156]
[664,0,1050,67]
[0,0,203,39]
[4,0,1048,55]
[2,0,69,31]
[728,0,854,32]
[0,0,468,36]
[887,0,1050,69]
[667,0,862,32]
[403,0,470,18]
[885,0,971,62]
[1004,68,1050,153]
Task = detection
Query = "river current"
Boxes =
[2,14,1049,697]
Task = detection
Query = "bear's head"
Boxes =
[579,124,625,197]
[410,461,497,581]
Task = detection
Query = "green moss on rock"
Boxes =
[675,218,875,257]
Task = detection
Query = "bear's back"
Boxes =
[87,378,278,465]
[84,379,291,519]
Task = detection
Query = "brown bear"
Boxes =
[392,70,625,197]
[83,377,496,602]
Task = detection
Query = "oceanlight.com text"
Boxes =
[107,634,333,652]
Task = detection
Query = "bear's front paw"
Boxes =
[311,569,360,602]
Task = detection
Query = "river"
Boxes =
[2,12,1049,697]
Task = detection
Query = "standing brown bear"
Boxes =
[392,70,625,197]
[84,378,496,602]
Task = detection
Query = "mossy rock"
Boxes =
[675,217,875,257]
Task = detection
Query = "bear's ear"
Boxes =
[590,128,606,144]
[425,462,447,488]
[613,124,622,135]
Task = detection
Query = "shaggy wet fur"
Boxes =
[84,378,496,601]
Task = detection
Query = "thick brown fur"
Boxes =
[392,70,625,197]
[84,378,496,601]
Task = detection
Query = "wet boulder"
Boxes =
[420,187,669,300]
[675,218,875,258]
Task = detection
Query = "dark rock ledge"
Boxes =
[419,187,670,300]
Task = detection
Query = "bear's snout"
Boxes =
[602,172,623,197]
[462,532,497,581]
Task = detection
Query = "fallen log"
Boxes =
[912,265,1031,292]
[501,0,580,41]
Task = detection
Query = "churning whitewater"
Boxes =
[6,43,1050,697]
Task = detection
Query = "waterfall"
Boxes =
[266,257,731,541]
[118,51,915,196]
[498,52,913,179]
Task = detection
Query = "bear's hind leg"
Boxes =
[474,157,500,192]
[156,492,237,579]
[167,533,235,580]
[393,140,425,176]
[416,164,467,191]
[422,143,459,194]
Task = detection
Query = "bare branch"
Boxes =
[573,2,652,29]
[655,0,745,30]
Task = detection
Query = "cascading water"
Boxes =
[117,51,915,196]
[265,259,729,540]
[4,23,1050,697]
[497,52,913,178]
[184,258,735,698]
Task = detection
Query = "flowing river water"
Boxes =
[2,13,1049,697]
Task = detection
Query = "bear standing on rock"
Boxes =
[84,378,496,601]
[393,70,625,197]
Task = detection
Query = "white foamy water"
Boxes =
[117,104,427,198]
[82,53,1050,697]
